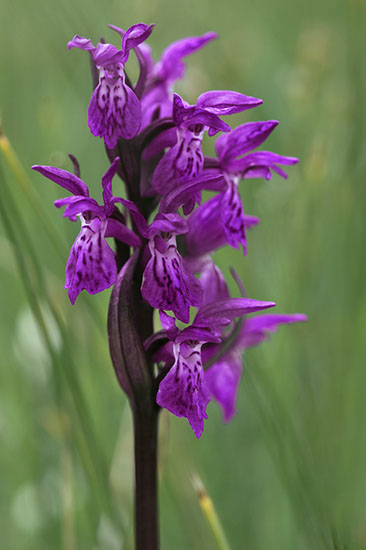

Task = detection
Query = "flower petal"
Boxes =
[104,218,141,248]
[197,90,263,115]
[141,235,202,323]
[220,180,248,254]
[32,165,89,197]
[194,297,276,329]
[148,213,188,237]
[92,43,124,66]
[172,94,230,132]
[200,261,230,304]
[122,23,155,60]
[239,313,307,348]
[227,151,299,178]
[152,137,204,196]
[159,310,179,340]
[88,73,141,148]
[157,32,217,83]
[101,157,120,214]
[205,354,242,422]
[67,35,95,52]
[215,121,279,167]
[65,219,116,304]
[156,342,211,438]
[158,171,225,214]
[186,194,259,256]
[59,197,104,220]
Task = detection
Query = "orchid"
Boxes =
[68,23,154,148]
[140,31,217,126]
[210,121,299,254]
[32,158,140,303]
[156,291,276,437]
[152,91,263,196]
[32,21,306,550]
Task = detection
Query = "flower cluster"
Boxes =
[33,23,306,438]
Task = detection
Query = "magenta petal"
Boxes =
[159,171,225,214]
[113,198,149,238]
[216,121,279,166]
[172,93,230,133]
[32,165,89,197]
[200,261,230,305]
[101,157,120,214]
[158,32,217,83]
[152,144,180,195]
[88,75,141,148]
[141,235,202,323]
[177,326,221,344]
[152,136,203,195]
[152,134,205,195]
[148,213,188,237]
[239,313,308,348]
[159,310,179,340]
[220,181,248,254]
[61,198,104,220]
[142,127,178,160]
[156,342,211,438]
[104,218,141,248]
[122,23,154,59]
[194,297,276,328]
[205,354,242,422]
[67,35,95,52]
[227,151,299,179]
[65,219,117,304]
[92,43,124,66]
[197,90,263,115]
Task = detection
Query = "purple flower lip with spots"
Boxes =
[33,22,306,440]
[156,289,276,437]
[68,23,154,148]
[152,91,263,197]
[32,158,140,304]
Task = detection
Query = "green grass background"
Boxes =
[0,0,365,548]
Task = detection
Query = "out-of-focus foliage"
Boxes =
[0,0,365,548]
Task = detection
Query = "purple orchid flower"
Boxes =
[204,312,307,422]
[198,261,307,422]
[118,201,202,323]
[32,159,140,304]
[156,291,276,438]
[151,93,230,196]
[141,214,203,323]
[185,193,260,257]
[68,23,154,148]
[151,91,262,197]
[140,32,217,126]
[167,120,299,254]
[213,121,299,254]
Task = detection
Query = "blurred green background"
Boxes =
[0,0,365,548]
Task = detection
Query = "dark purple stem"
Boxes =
[133,406,160,550]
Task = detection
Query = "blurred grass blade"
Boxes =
[191,472,232,550]
[0,124,105,332]
[0,159,125,536]
[0,125,66,259]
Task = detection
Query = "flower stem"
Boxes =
[133,407,160,550]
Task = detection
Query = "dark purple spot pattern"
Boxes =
[88,65,142,149]
[220,177,247,254]
[65,219,116,304]
[156,342,210,438]
[141,234,202,323]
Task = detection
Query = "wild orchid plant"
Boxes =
[32,22,306,550]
